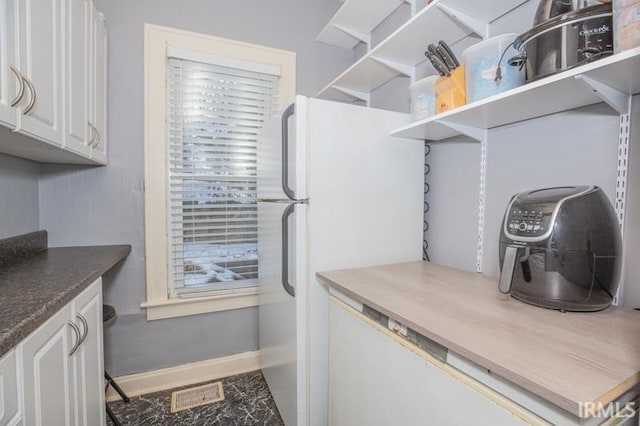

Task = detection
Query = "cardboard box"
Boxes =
[614,1,640,52]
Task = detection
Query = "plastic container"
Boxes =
[409,76,438,121]
[461,33,525,103]
[613,0,640,53]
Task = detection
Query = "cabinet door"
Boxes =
[0,0,18,127]
[329,299,531,426]
[20,303,76,426]
[0,350,22,425]
[90,8,107,164]
[63,0,90,157]
[72,278,105,426]
[16,0,63,145]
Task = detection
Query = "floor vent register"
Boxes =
[170,382,225,413]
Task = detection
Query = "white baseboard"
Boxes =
[106,350,261,402]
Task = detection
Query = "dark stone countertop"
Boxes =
[0,245,131,357]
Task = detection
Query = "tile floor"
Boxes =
[106,370,284,425]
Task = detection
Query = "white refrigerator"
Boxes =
[257,96,424,426]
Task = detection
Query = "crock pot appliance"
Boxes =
[509,1,614,81]
[498,186,622,312]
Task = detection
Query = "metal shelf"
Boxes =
[390,47,640,141]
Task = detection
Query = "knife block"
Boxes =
[435,65,466,114]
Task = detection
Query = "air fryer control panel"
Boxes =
[506,206,553,238]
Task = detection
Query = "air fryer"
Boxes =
[498,186,622,312]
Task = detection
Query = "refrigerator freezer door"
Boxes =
[306,98,423,426]
[258,96,309,426]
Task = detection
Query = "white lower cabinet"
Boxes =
[329,296,640,426]
[0,350,22,425]
[329,298,533,426]
[19,278,104,426]
[71,280,105,426]
[21,298,77,426]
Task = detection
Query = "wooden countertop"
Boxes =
[316,261,640,417]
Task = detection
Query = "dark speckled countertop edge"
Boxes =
[0,230,48,268]
[0,245,131,357]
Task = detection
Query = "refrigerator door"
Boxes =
[258,96,308,426]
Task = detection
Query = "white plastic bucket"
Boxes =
[461,33,524,103]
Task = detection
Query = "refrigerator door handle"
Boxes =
[257,198,307,204]
[281,203,296,298]
[281,103,297,201]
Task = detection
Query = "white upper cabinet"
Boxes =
[0,0,108,164]
[0,0,18,127]
[90,6,107,164]
[64,0,91,157]
[16,0,64,146]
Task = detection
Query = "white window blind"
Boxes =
[167,55,278,296]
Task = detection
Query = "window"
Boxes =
[143,24,295,320]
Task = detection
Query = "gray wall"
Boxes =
[38,0,353,376]
[0,153,39,239]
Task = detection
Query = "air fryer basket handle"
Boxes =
[499,246,519,294]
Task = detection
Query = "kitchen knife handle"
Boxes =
[281,203,296,298]
[435,45,456,71]
[425,51,450,77]
[438,40,460,68]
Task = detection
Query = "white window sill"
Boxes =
[141,288,259,320]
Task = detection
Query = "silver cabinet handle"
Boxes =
[281,203,296,298]
[22,76,36,115]
[76,313,89,347]
[67,320,81,356]
[9,66,25,107]
[89,124,100,148]
[87,122,96,146]
[94,128,101,148]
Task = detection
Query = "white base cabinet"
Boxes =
[329,297,533,426]
[329,296,639,426]
[17,278,105,426]
[0,350,22,425]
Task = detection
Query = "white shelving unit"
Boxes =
[316,0,406,50]
[316,0,531,104]
[391,47,640,141]
[316,0,637,304]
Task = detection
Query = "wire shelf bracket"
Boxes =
[370,55,416,81]
[331,85,371,104]
[332,24,372,50]
[574,75,631,115]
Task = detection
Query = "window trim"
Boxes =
[143,24,296,320]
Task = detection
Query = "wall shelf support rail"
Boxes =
[437,120,488,272]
